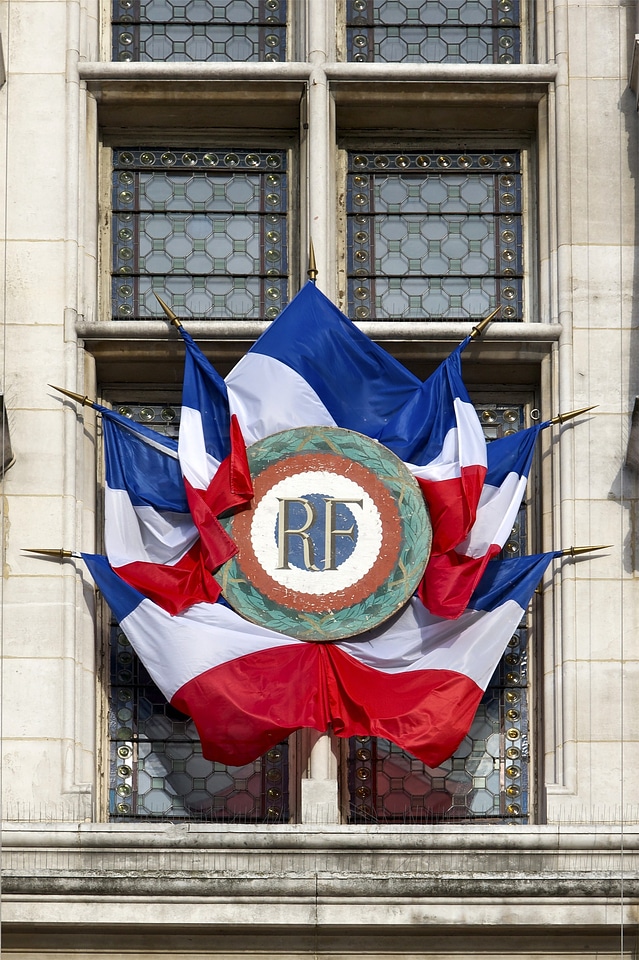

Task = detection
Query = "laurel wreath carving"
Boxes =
[217,427,432,642]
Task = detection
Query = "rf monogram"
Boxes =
[276,497,363,571]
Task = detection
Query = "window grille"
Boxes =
[346,149,523,321]
[112,148,288,322]
[112,0,287,63]
[346,0,521,64]
[348,402,532,823]
[108,401,290,823]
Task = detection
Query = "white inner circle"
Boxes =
[250,470,383,596]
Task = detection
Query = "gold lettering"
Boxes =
[324,498,362,570]
[276,498,319,571]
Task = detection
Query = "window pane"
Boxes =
[347,150,522,321]
[113,0,287,63]
[346,0,520,64]
[112,149,288,321]
[348,401,532,823]
[108,401,290,823]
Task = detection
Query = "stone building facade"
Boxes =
[1,0,639,956]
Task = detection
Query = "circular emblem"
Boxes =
[217,426,432,641]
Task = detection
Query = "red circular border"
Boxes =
[230,452,402,614]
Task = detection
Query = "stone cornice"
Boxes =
[3,823,638,908]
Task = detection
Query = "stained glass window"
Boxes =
[108,401,289,823]
[348,401,533,823]
[346,0,521,64]
[346,149,523,321]
[112,148,288,322]
[112,0,287,63]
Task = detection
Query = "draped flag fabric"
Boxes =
[406,342,487,553]
[83,551,557,766]
[419,421,550,618]
[226,282,487,554]
[101,408,221,615]
[88,280,552,767]
[178,328,253,571]
[325,549,558,766]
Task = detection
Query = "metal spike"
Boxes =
[307,238,318,282]
[470,305,501,340]
[23,548,79,559]
[562,544,612,557]
[49,384,97,408]
[550,404,598,425]
[155,293,182,328]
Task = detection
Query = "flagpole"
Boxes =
[49,384,99,410]
[155,294,183,328]
[470,305,501,340]
[22,548,81,560]
[307,239,318,283]
[534,545,612,593]
[550,404,598,425]
[561,544,611,557]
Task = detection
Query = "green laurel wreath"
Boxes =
[217,427,432,642]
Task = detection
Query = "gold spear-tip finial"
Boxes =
[155,293,182,328]
[562,544,612,558]
[49,384,98,409]
[550,404,598,425]
[470,305,501,341]
[307,238,318,282]
[23,548,79,560]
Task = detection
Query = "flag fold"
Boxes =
[226,282,486,555]
[101,408,221,615]
[418,421,549,618]
[83,552,556,767]
[178,328,253,571]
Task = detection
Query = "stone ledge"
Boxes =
[3,820,635,846]
[76,319,560,384]
[76,320,561,343]
[2,874,638,900]
[2,824,637,907]
[1,897,636,934]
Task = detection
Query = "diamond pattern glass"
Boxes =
[108,401,289,823]
[112,149,288,321]
[347,150,523,321]
[113,0,287,62]
[346,0,521,64]
[348,402,533,823]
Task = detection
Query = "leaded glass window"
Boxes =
[347,149,523,321]
[112,148,288,321]
[113,0,287,63]
[348,401,532,823]
[346,0,520,64]
[108,401,289,822]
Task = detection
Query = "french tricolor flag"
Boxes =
[82,551,557,767]
[101,408,221,615]
[85,552,327,763]
[403,341,487,554]
[226,282,486,555]
[178,328,253,571]
[419,421,549,618]
[329,550,558,766]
